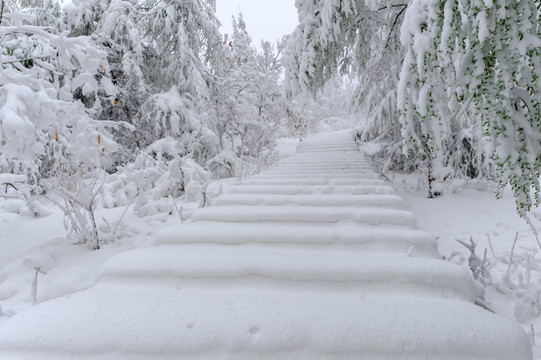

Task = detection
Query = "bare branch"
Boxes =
[377,4,408,11]
[1,55,52,65]
[385,5,408,49]
[2,182,18,192]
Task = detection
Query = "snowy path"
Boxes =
[0,130,532,359]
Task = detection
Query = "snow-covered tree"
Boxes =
[399,0,541,212]
[206,14,283,178]
[91,0,223,163]
[0,1,121,247]
[64,0,110,36]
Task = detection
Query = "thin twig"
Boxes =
[385,6,407,49]
[523,212,541,250]
[1,55,52,65]
[377,4,408,11]
[486,233,495,258]
[112,192,138,241]
[2,182,18,192]
[455,92,475,119]
[503,232,519,283]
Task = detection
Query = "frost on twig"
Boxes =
[455,233,541,322]
[456,236,491,286]
[502,232,519,285]
[31,266,41,305]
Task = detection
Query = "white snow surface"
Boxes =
[0,130,533,359]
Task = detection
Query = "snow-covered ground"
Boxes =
[0,140,297,319]
[0,131,538,358]
[389,168,541,358]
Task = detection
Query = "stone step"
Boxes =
[0,285,529,360]
[241,178,386,186]
[251,173,381,179]
[97,245,480,302]
[227,184,395,195]
[157,222,438,257]
[191,205,417,228]
[214,193,403,208]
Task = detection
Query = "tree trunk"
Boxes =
[427,157,436,199]
[0,1,5,26]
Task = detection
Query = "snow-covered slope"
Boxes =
[0,130,532,359]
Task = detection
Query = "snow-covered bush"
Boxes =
[102,138,212,216]
[454,233,541,323]
[0,3,121,247]
[0,174,45,216]
[206,152,240,180]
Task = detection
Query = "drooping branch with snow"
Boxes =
[399,0,541,212]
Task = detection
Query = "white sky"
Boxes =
[215,0,298,46]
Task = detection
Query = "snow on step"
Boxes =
[214,193,403,208]
[252,172,381,179]
[0,130,532,360]
[280,155,362,160]
[266,165,374,171]
[276,158,369,164]
[191,205,417,228]
[296,147,360,152]
[256,170,376,177]
[158,222,438,256]
[96,245,480,302]
[0,288,529,360]
[228,184,395,195]
[240,178,386,186]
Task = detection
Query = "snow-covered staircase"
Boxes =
[0,131,532,359]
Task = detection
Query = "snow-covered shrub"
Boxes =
[0,174,47,216]
[0,5,122,247]
[455,237,492,287]
[454,233,541,323]
[43,160,109,250]
[206,152,240,180]
[102,138,212,217]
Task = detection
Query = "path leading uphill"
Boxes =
[0,130,532,359]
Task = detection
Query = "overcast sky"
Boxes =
[215,0,298,47]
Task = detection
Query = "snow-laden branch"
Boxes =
[1,55,52,65]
